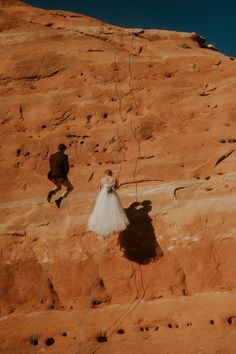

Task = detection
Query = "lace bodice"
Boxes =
[100,176,117,189]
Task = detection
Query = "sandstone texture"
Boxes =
[0,1,236,353]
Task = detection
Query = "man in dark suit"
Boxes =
[47,143,74,208]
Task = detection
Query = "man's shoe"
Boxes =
[47,191,54,202]
[55,197,63,209]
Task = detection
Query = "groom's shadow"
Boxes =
[118,200,163,264]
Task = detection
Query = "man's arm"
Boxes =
[64,154,70,175]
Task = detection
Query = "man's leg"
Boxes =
[55,178,74,208]
[62,178,74,198]
[47,180,62,202]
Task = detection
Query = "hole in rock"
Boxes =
[220,139,226,143]
[24,152,30,157]
[210,320,214,325]
[103,113,108,118]
[16,148,21,156]
[168,324,172,328]
[45,338,55,346]
[96,335,108,343]
[41,125,47,129]
[100,278,105,288]
[62,332,67,337]
[80,141,84,145]
[31,338,38,346]
[67,134,77,138]
[227,317,234,325]
[117,329,125,334]
[176,325,179,328]
[155,326,159,331]
[144,135,153,140]
[145,327,149,331]
[205,176,211,180]
[92,299,102,307]
[140,327,144,332]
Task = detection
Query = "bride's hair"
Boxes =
[105,169,113,176]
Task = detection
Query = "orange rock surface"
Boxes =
[0,1,236,353]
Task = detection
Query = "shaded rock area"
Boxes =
[0,0,236,353]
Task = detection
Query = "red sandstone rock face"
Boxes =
[1,1,236,353]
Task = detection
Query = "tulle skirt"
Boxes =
[88,187,129,238]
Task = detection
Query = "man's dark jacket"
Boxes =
[48,151,69,180]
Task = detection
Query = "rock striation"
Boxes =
[0,1,236,353]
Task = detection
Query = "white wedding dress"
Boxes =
[88,178,129,238]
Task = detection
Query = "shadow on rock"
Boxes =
[118,200,163,264]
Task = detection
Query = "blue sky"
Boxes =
[26,0,236,57]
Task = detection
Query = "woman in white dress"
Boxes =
[88,169,129,239]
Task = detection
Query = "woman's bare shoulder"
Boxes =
[101,175,116,186]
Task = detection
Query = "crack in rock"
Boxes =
[214,149,234,167]
[174,186,189,199]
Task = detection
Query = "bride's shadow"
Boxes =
[118,200,163,264]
